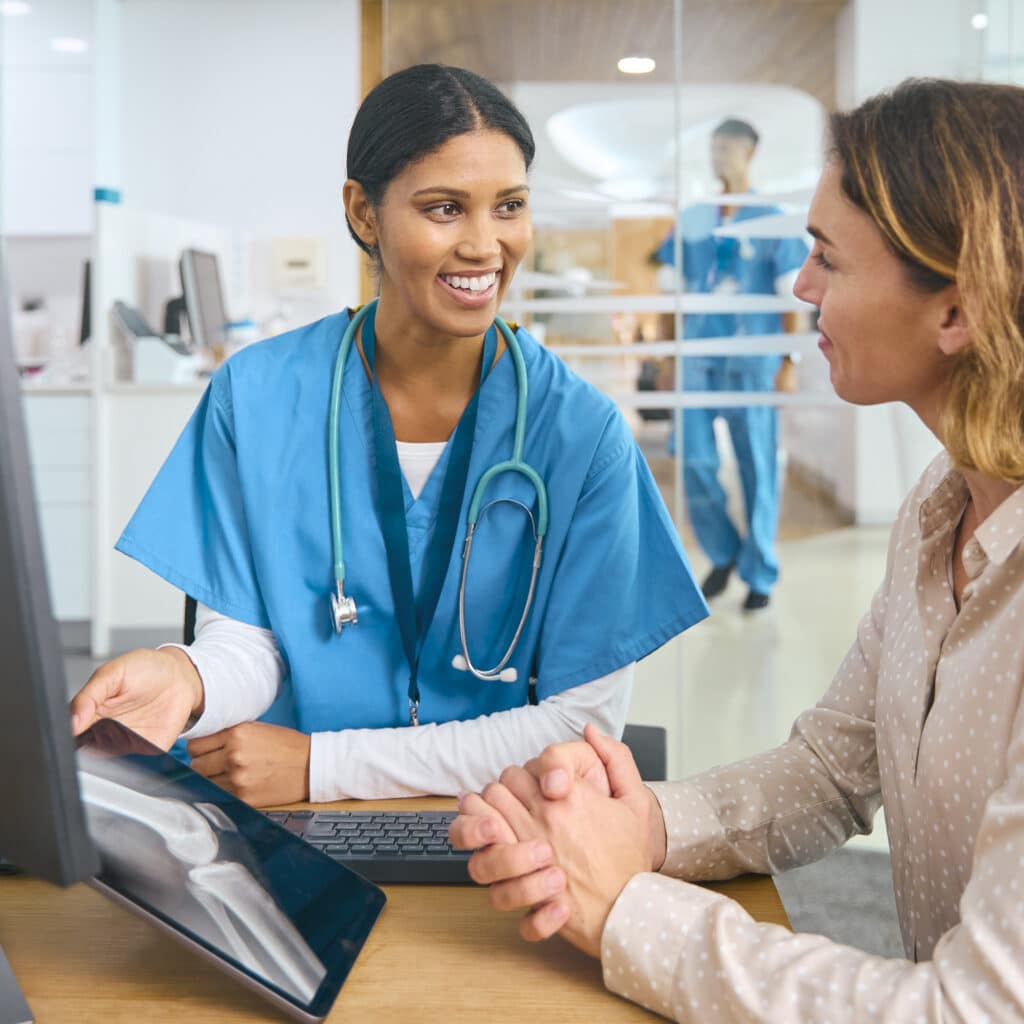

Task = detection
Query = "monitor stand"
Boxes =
[0,944,31,1024]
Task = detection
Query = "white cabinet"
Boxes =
[21,390,92,620]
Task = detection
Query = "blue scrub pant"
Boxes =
[680,361,780,595]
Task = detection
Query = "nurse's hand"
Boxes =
[188,723,311,807]
[70,647,204,751]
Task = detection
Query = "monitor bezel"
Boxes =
[0,267,100,885]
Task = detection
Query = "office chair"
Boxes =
[182,594,668,782]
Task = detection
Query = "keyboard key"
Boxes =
[350,844,375,855]
[305,824,339,838]
[375,845,400,856]
[288,810,314,819]
[325,844,351,855]
[426,845,450,855]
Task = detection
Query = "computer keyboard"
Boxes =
[266,810,472,884]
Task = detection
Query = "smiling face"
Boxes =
[349,129,532,340]
[793,161,965,424]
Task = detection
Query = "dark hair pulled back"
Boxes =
[345,64,535,257]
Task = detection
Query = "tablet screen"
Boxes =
[75,719,385,1021]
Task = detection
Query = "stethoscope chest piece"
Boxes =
[331,583,358,634]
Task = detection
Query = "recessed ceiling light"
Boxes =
[971,12,988,29]
[0,2,32,15]
[50,36,89,54]
[617,56,656,75]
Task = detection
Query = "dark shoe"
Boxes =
[742,589,771,612]
[701,563,734,600]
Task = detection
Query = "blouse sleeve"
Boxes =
[601,692,1024,1022]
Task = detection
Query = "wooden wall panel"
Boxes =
[383,0,845,109]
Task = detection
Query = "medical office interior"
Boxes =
[3,0,1021,968]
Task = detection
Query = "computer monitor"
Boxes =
[78,259,91,347]
[179,248,230,348]
[0,272,99,887]
[0,266,99,1021]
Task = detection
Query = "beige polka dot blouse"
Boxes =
[601,453,1024,1022]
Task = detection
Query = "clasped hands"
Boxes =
[449,724,668,959]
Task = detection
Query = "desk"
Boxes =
[0,798,789,1023]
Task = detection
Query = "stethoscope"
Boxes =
[327,299,549,684]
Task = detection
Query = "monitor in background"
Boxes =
[78,259,91,347]
[179,248,230,348]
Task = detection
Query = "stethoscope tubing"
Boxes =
[328,299,549,684]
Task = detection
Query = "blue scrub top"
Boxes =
[117,311,708,733]
[656,203,808,379]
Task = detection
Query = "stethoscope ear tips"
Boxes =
[451,654,518,683]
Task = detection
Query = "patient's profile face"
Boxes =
[794,161,956,417]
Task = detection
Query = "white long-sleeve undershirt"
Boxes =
[167,604,633,800]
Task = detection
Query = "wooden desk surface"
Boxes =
[0,799,789,1023]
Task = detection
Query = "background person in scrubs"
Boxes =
[70,64,707,808]
[655,120,807,611]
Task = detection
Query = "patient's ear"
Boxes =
[937,289,971,357]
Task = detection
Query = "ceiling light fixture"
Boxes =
[971,12,988,29]
[0,2,32,16]
[617,56,656,75]
[50,36,89,54]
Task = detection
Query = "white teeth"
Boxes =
[443,271,498,292]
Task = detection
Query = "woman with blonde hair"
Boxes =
[450,78,1024,1022]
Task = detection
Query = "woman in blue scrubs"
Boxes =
[70,64,707,807]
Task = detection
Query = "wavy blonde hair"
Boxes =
[830,79,1024,483]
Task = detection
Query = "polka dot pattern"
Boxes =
[600,454,1024,1021]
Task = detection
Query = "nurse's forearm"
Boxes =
[307,664,635,802]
